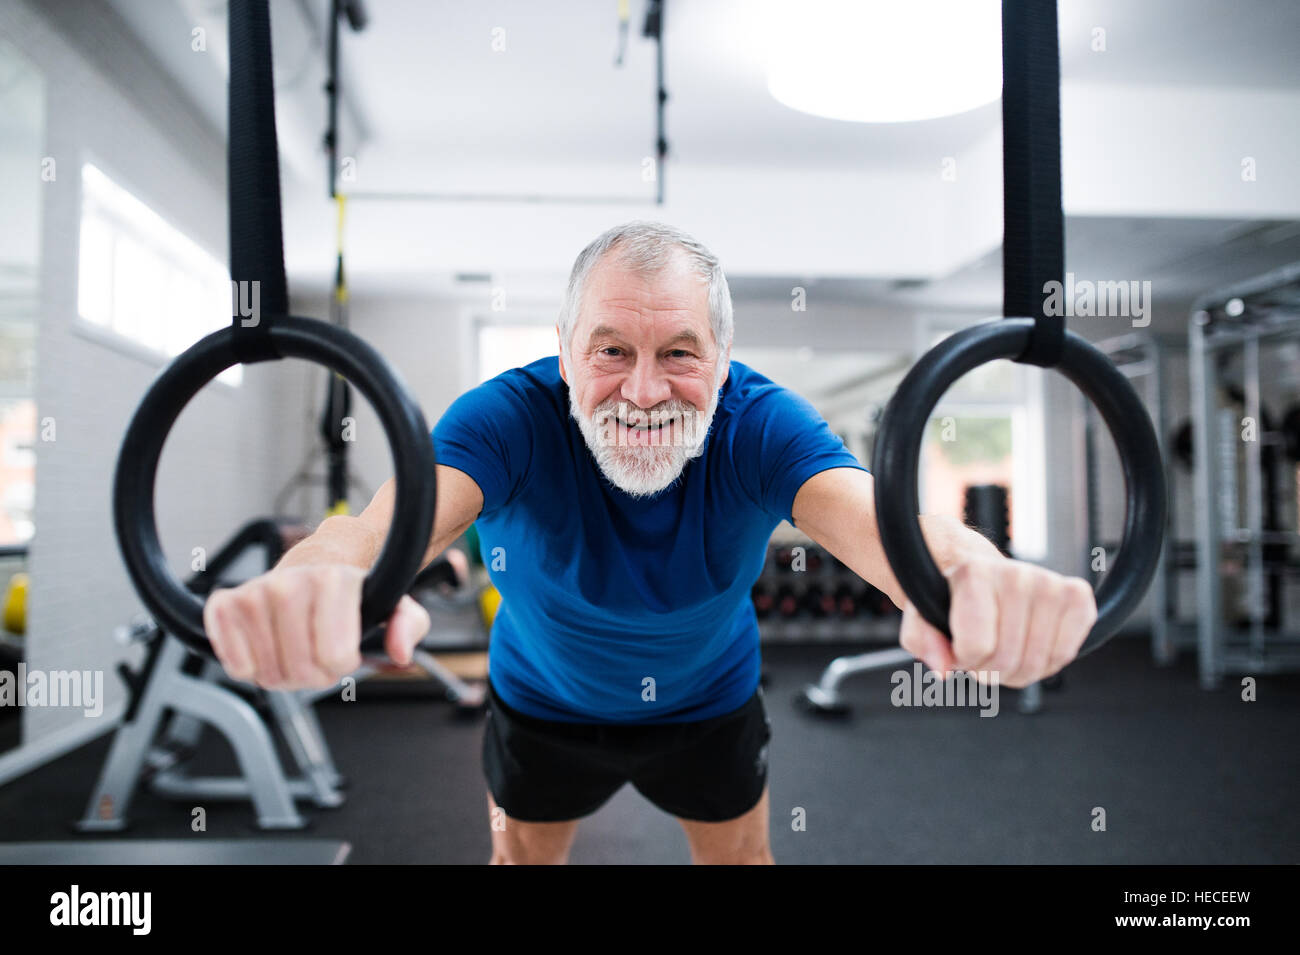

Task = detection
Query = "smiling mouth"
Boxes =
[615,416,679,432]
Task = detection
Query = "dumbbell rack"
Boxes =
[752,540,902,645]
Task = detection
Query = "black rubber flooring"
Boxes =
[0,637,1295,864]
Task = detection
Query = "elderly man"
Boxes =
[205,221,1096,864]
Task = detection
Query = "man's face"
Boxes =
[559,251,730,497]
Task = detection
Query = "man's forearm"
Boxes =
[921,512,1003,568]
[275,515,383,572]
[271,467,484,579]
[791,468,1008,612]
[873,513,1005,611]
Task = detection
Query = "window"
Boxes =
[0,36,42,547]
[0,400,35,544]
[919,330,1047,561]
[77,163,239,384]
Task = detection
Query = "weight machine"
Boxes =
[80,519,484,832]
[79,519,342,831]
[1188,262,1300,687]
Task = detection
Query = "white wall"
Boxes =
[2,0,313,750]
[287,293,472,514]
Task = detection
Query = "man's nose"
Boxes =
[620,359,672,412]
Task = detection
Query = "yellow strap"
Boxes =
[334,193,349,305]
[325,499,350,518]
[336,193,347,255]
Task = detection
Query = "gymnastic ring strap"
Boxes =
[1002,0,1065,369]
[228,0,288,364]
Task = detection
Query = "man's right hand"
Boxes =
[203,564,432,690]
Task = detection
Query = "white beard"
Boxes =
[569,374,722,499]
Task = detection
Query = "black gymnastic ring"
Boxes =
[113,316,437,655]
[872,318,1165,657]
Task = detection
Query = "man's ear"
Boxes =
[556,325,568,383]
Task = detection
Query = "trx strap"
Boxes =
[643,0,668,205]
[322,194,352,516]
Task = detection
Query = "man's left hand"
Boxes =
[898,552,1098,688]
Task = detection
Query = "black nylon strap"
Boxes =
[1002,0,1064,368]
[228,0,288,363]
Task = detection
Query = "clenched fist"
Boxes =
[899,553,1097,688]
[203,564,432,690]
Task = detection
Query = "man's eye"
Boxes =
[667,350,691,359]
[600,347,622,357]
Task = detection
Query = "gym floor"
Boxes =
[1,639,1294,864]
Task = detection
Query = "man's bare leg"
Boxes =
[486,791,581,864]
[677,785,774,864]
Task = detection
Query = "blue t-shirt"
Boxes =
[432,357,866,724]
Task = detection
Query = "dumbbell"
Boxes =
[2,572,26,636]
[775,584,800,618]
[833,582,858,618]
[803,584,836,619]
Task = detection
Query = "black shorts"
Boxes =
[482,680,772,823]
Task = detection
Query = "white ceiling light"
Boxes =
[765,0,1003,123]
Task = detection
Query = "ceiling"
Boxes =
[107,0,1300,173]
[342,0,1300,172]
[873,216,1300,322]
[98,0,1300,316]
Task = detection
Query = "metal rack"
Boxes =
[753,540,902,645]
[1080,332,1188,664]
[1188,262,1300,688]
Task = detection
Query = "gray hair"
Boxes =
[558,221,733,362]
